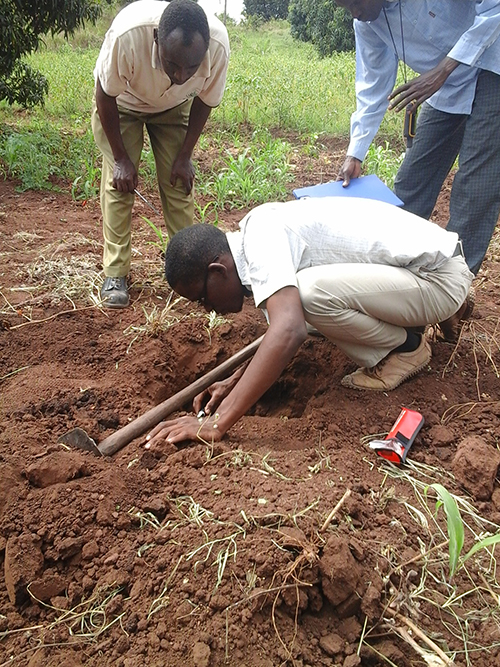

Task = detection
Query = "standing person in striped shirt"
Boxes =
[335,0,500,276]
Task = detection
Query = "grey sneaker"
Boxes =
[100,276,129,309]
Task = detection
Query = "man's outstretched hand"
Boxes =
[388,57,459,112]
[144,413,223,449]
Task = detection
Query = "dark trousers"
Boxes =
[394,70,500,275]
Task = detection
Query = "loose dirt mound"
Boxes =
[1,141,500,667]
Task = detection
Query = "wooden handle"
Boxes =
[98,335,264,456]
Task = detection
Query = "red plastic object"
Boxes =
[369,407,424,464]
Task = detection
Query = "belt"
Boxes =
[452,240,465,258]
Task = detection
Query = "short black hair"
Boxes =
[158,0,210,49]
[165,224,230,289]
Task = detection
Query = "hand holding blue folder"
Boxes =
[293,174,403,206]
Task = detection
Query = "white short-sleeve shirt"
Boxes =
[226,197,459,308]
[94,0,230,112]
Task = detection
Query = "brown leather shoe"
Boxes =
[438,286,475,342]
[341,336,431,392]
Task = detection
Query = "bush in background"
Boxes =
[0,0,112,107]
[243,0,290,21]
[289,0,354,56]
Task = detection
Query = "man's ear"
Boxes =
[154,28,158,44]
[207,260,228,277]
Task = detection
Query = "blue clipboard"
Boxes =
[293,174,404,206]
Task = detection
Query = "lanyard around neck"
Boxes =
[382,3,417,147]
[383,3,408,85]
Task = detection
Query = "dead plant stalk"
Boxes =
[320,488,352,532]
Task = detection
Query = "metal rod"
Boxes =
[134,188,161,216]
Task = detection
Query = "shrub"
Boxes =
[244,0,290,21]
[289,0,354,56]
[0,0,112,107]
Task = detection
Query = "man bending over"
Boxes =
[146,196,473,448]
[93,0,229,307]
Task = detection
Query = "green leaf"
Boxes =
[427,483,464,577]
[461,533,500,565]
[141,215,168,253]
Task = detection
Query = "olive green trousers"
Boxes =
[92,99,194,277]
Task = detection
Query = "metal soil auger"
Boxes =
[58,335,264,457]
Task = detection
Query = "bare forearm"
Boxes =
[95,78,129,162]
[145,288,308,448]
[179,96,211,158]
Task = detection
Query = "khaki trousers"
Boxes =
[297,255,473,368]
[92,100,194,277]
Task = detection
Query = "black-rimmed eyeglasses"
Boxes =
[197,256,219,308]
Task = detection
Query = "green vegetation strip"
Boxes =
[0,15,405,199]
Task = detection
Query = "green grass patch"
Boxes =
[196,128,294,209]
[0,122,99,192]
[0,16,406,201]
[364,141,404,189]
[215,22,356,133]
[25,43,99,120]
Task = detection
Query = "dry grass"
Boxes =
[123,291,187,351]
[0,584,126,666]
[367,458,500,667]
[0,234,104,327]
[442,317,500,400]
[3,452,499,667]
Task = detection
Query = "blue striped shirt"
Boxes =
[348,0,500,161]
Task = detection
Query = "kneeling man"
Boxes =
[146,196,473,447]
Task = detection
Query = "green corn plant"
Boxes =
[427,483,500,578]
[141,215,168,254]
[364,141,404,189]
[194,200,219,225]
[427,483,464,577]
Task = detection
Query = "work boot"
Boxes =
[341,336,431,392]
[100,276,129,309]
[437,286,475,343]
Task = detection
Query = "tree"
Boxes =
[289,0,354,56]
[0,0,112,107]
[243,0,290,21]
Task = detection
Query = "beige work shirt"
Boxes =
[94,0,230,113]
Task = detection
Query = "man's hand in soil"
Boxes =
[336,156,362,188]
[145,284,308,446]
[145,413,223,449]
[193,365,247,417]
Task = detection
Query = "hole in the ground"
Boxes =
[253,341,347,419]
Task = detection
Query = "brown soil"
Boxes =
[1,134,500,667]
